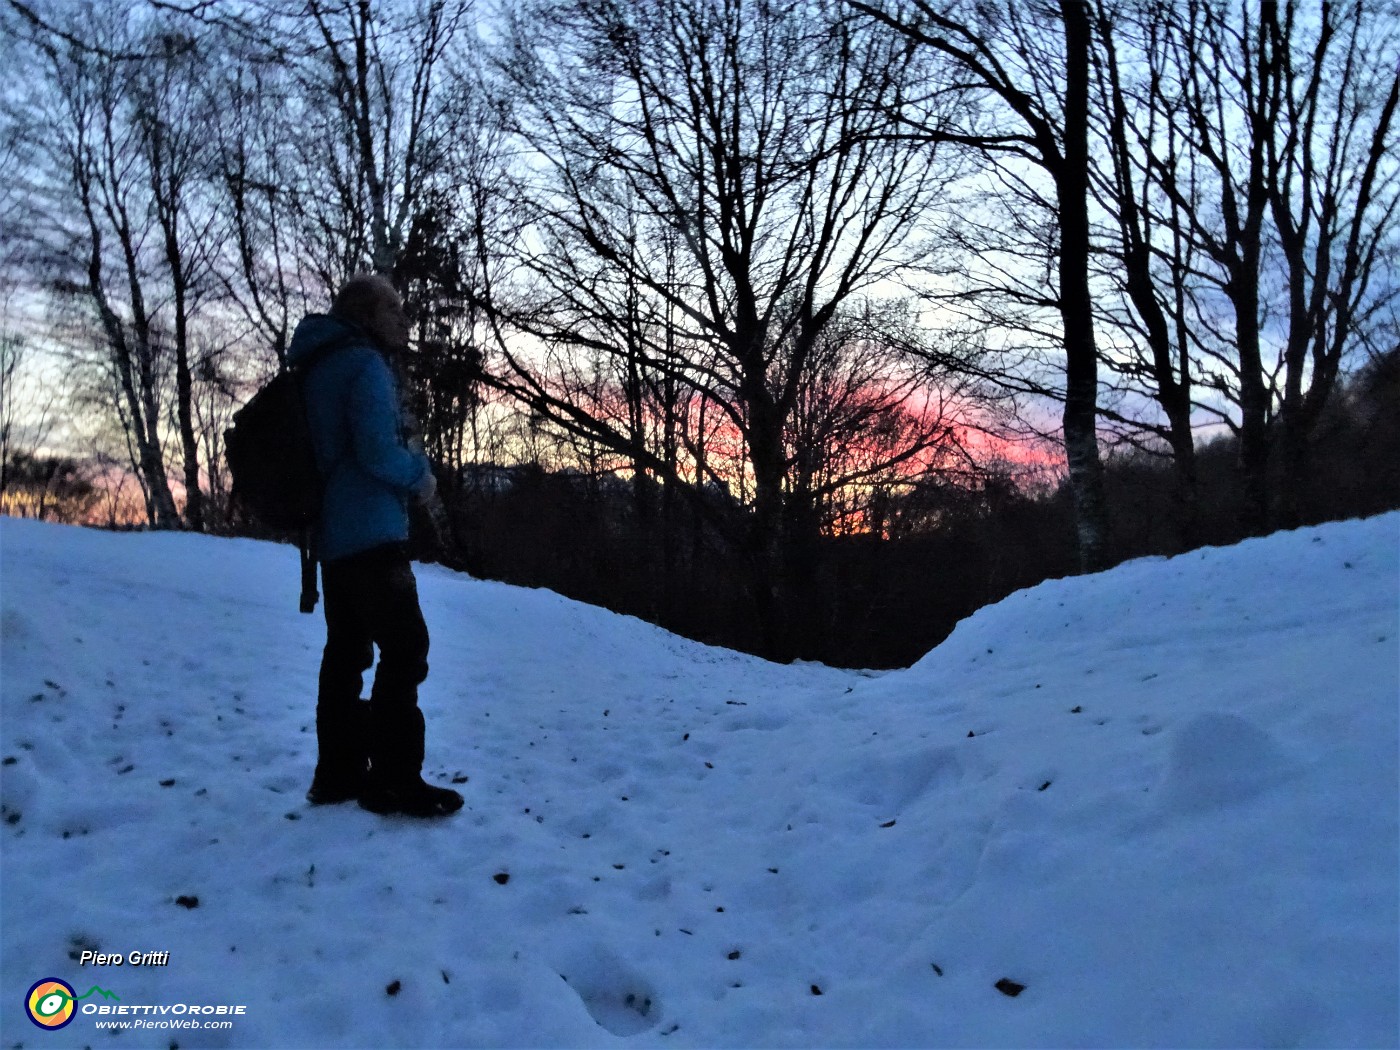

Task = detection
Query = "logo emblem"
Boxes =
[25,978,77,1030]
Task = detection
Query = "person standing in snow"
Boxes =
[288,273,463,817]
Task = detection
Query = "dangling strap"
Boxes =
[299,526,320,614]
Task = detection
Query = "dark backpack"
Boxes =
[224,336,355,611]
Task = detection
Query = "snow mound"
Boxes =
[1159,711,1293,811]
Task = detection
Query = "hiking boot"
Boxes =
[358,776,463,818]
[306,761,369,805]
[309,698,371,804]
[358,702,459,816]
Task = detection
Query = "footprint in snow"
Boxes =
[550,943,661,1036]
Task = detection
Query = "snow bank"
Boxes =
[2,513,1396,1048]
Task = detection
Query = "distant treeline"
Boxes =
[426,349,1400,668]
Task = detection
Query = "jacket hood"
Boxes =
[286,313,369,368]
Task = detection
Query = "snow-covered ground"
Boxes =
[1,513,1396,1049]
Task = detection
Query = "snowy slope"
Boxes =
[1,513,1396,1049]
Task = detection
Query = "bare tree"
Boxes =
[478,0,966,654]
[1263,1,1398,525]
[132,19,225,530]
[849,0,1112,571]
[1085,0,1206,546]
[21,3,183,527]
[1095,0,1399,533]
[211,34,309,369]
[297,0,472,279]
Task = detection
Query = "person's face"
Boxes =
[370,292,411,353]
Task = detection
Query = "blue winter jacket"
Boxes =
[286,314,432,563]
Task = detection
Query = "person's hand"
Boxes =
[413,468,437,504]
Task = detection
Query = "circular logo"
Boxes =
[26,978,77,1030]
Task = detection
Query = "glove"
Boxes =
[412,468,437,504]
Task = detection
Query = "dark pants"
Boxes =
[317,543,430,783]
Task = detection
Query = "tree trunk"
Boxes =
[1059,0,1109,573]
[170,266,204,530]
[1233,197,1272,537]
[745,383,790,660]
[82,226,179,529]
[1275,404,1309,527]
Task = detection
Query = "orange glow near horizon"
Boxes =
[18,380,1068,532]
